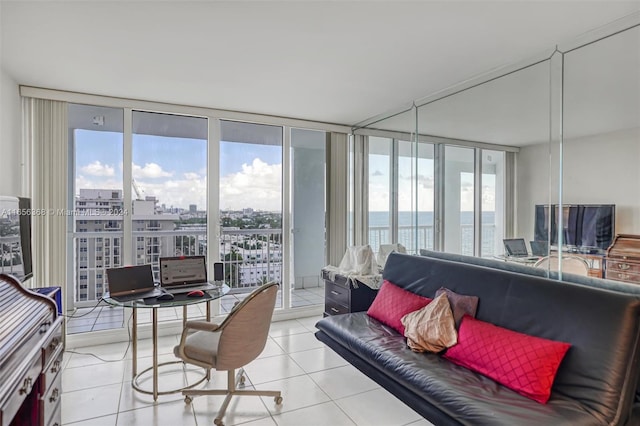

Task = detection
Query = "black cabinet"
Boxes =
[322,270,378,316]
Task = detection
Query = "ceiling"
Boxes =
[2,1,640,135]
[363,24,640,146]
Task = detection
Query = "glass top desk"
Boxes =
[104,284,230,401]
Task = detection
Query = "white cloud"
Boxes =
[80,161,115,177]
[75,175,123,194]
[220,158,282,211]
[133,162,173,179]
[183,172,201,180]
[138,176,207,209]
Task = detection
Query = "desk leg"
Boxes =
[183,305,187,328]
[132,307,137,379]
[153,307,158,401]
[205,300,211,380]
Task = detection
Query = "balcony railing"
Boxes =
[71,224,498,306]
[71,228,284,305]
[368,224,497,257]
[220,228,283,291]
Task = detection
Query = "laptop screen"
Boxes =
[160,256,208,287]
[530,240,548,257]
[106,264,155,296]
[503,239,528,256]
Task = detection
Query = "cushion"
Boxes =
[401,292,457,353]
[443,316,571,403]
[435,287,479,327]
[367,280,432,334]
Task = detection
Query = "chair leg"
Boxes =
[184,368,283,426]
[214,370,238,426]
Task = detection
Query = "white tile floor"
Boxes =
[61,315,433,426]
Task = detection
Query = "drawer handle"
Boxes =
[618,273,630,280]
[49,388,60,403]
[19,377,32,395]
[330,290,340,296]
[618,263,631,270]
[51,360,61,374]
[330,307,339,313]
[49,338,60,351]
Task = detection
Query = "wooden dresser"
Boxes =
[604,234,640,284]
[322,269,378,316]
[0,274,63,426]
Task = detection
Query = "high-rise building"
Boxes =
[74,189,179,301]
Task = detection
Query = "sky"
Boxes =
[76,129,496,214]
[367,154,496,213]
[75,130,283,211]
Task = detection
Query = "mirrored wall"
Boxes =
[353,14,639,283]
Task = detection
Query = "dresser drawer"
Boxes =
[325,281,350,306]
[41,320,63,369]
[40,371,61,426]
[47,402,61,426]
[606,270,640,284]
[325,299,349,316]
[607,259,640,274]
[42,349,63,390]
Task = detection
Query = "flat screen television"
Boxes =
[534,204,615,252]
[0,195,33,282]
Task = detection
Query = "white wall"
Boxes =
[517,127,640,242]
[0,44,22,195]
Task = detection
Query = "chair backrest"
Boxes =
[215,282,279,370]
[534,255,590,276]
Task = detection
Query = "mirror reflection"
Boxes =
[354,22,639,284]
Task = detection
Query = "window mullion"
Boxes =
[474,149,482,256]
[390,139,399,244]
[123,108,133,264]
[282,126,291,310]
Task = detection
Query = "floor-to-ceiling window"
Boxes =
[219,120,284,307]
[356,129,508,259]
[69,104,124,307]
[66,102,335,335]
[132,111,208,279]
[443,146,475,255]
[290,128,326,308]
[397,140,435,254]
[367,136,392,253]
[481,150,505,258]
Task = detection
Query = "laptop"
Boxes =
[503,238,538,260]
[159,256,216,294]
[105,264,163,302]
[530,240,548,257]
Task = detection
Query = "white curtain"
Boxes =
[326,132,349,266]
[23,97,68,289]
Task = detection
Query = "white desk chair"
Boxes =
[533,255,590,276]
[174,282,282,426]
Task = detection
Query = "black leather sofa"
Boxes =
[315,253,640,425]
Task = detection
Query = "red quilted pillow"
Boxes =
[367,280,432,334]
[443,316,570,404]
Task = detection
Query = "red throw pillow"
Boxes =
[443,316,570,404]
[367,280,432,334]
